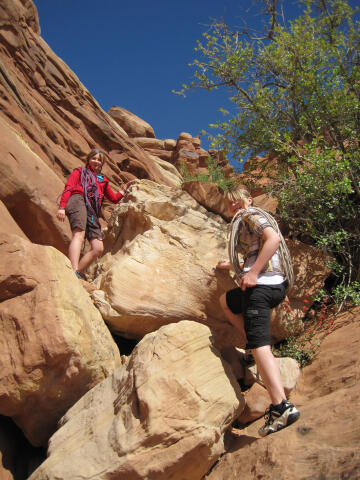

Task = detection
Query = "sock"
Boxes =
[273,400,287,413]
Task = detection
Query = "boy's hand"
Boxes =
[239,270,258,290]
[216,259,232,270]
[56,208,66,222]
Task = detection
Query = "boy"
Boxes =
[216,187,299,436]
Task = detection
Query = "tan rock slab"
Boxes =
[144,148,174,162]
[164,138,176,150]
[0,234,120,446]
[29,321,244,480]
[108,106,155,138]
[149,154,182,188]
[132,137,165,150]
[92,180,241,347]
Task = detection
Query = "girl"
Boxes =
[57,148,132,280]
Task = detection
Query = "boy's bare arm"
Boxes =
[239,227,281,290]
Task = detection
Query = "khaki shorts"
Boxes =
[65,194,103,241]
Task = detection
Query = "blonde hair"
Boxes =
[85,148,106,172]
[226,187,251,203]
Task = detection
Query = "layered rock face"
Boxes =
[0,117,71,253]
[0,233,120,446]
[29,321,244,480]
[91,180,241,346]
[0,0,178,250]
[1,1,358,479]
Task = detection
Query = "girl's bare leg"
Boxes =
[68,229,85,271]
[77,238,104,273]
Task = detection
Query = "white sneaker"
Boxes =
[259,400,300,437]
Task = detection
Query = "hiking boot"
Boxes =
[75,271,87,281]
[258,400,300,437]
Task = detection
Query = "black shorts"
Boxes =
[226,283,287,349]
[65,194,103,241]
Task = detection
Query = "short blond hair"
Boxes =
[226,187,251,203]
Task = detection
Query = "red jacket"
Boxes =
[59,167,123,209]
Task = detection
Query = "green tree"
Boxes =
[180,156,237,192]
[177,0,360,304]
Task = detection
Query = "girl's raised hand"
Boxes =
[56,208,66,222]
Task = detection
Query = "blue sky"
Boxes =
[33,1,301,144]
[32,0,355,166]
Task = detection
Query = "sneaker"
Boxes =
[258,400,300,437]
[75,271,87,281]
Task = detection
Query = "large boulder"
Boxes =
[148,154,182,188]
[29,321,244,480]
[92,180,240,347]
[182,181,231,220]
[108,106,155,138]
[0,233,120,446]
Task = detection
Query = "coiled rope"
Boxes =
[228,207,294,288]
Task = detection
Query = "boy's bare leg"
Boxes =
[219,293,247,344]
[251,345,286,405]
[254,345,300,436]
[77,238,104,273]
[68,229,85,271]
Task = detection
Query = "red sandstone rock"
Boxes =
[0,0,174,218]
[253,193,278,212]
[0,117,71,253]
[236,382,271,424]
[182,181,231,220]
[108,106,155,138]
[0,201,28,239]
